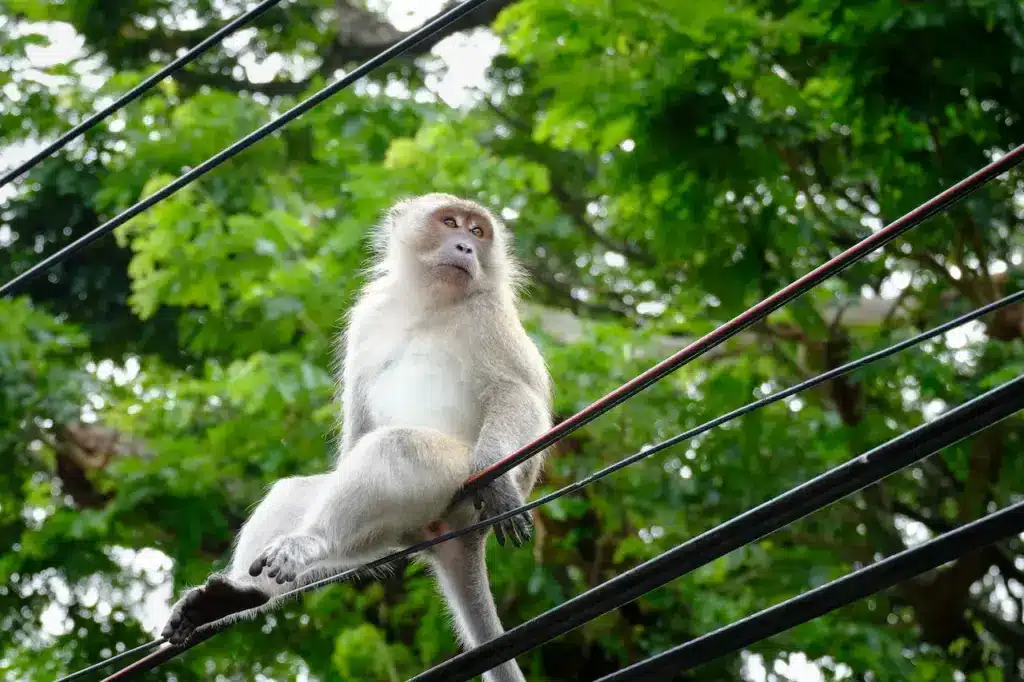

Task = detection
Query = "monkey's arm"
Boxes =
[339,380,373,456]
[468,380,549,547]
[338,320,374,456]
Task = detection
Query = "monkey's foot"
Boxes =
[249,534,326,584]
[161,574,269,645]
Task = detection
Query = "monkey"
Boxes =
[161,193,552,682]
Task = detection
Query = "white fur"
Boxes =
[167,195,552,682]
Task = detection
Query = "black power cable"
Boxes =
[0,0,499,297]
[70,291,1023,681]
[596,499,1024,681]
[408,373,1024,682]
[0,0,285,188]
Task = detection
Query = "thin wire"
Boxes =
[409,374,1024,681]
[100,631,216,682]
[56,638,165,682]
[0,0,498,298]
[596,499,1024,681]
[92,294,1023,680]
[0,0,285,189]
[453,142,1024,502]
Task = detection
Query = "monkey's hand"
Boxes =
[249,534,327,584]
[161,574,269,645]
[472,476,532,548]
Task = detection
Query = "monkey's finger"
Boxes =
[493,523,506,547]
[512,515,532,546]
[515,515,532,544]
[474,493,484,511]
[503,519,522,547]
[248,558,266,577]
[508,521,524,548]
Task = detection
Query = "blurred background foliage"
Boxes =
[1,0,1023,680]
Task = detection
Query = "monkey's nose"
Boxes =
[454,242,474,254]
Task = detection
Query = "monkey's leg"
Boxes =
[249,427,472,582]
[161,474,330,644]
[429,531,527,682]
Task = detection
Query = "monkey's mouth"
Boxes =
[437,262,473,277]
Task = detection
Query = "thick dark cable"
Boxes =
[602,500,1024,682]
[0,0,497,297]
[0,0,285,189]
[88,292,1023,680]
[56,638,165,682]
[453,142,1024,502]
[597,499,1024,681]
[410,374,1024,681]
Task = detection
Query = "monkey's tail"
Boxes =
[430,535,527,682]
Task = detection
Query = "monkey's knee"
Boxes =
[356,426,471,481]
[356,426,435,455]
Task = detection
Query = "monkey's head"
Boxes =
[372,193,522,298]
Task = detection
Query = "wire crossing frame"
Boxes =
[0,0,286,189]
[597,498,1024,682]
[412,374,1024,682]
[75,289,1023,681]
[0,0,500,297]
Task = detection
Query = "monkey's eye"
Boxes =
[442,217,458,228]
[470,225,484,237]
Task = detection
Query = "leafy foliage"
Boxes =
[1,0,1023,680]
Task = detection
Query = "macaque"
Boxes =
[162,194,552,682]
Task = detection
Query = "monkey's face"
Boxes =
[395,197,502,293]
[424,207,492,284]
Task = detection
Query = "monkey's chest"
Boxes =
[365,343,481,442]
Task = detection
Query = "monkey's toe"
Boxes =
[249,537,310,584]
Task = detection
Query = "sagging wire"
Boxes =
[0,0,286,188]
[77,291,1022,680]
